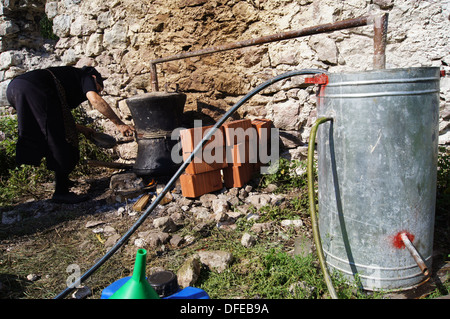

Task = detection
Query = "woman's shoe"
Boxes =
[51,192,89,204]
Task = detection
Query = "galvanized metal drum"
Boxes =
[126,92,186,176]
[316,67,440,290]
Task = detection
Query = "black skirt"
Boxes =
[6,74,79,173]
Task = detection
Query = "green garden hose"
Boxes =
[307,117,338,299]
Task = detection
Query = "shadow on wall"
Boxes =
[180,101,241,129]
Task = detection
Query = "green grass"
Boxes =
[187,227,377,299]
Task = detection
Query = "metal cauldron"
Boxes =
[126,92,186,176]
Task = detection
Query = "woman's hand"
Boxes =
[86,90,135,138]
[117,123,135,137]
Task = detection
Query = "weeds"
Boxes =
[437,146,450,193]
[39,14,59,41]
[0,113,53,204]
[259,158,308,192]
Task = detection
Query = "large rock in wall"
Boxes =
[1,0,450,161]
[0,0,59,108]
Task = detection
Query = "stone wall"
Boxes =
[1,0,450,161]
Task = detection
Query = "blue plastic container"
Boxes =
[101,274,209,299]
[161,286,209,299]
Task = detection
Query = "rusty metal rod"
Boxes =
[150,14,388,91]
[373,13,389,69]
[400,232,430,277]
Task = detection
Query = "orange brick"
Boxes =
[222,119,253,146]
[251,119,272,139]
[183,147,228,175]
[226,141,257,166]
[180,170,223,198]
[180,125,227,174]
[222,164,253,188]
[251,119,273,171]
[180,125,225,153]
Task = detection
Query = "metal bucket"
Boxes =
[126,92,186,176]
[316,67,440,290]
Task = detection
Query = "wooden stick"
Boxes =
[132,193,152,212]
[85,160,134,170]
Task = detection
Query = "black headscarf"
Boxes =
[81,66,104,89]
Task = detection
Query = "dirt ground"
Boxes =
[0,168,449,299]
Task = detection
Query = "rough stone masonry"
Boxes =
[1,0,449,163]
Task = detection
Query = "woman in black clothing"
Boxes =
[6,66,135,204]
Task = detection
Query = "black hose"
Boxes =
[54,68,326,299]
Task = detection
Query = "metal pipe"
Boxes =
[373,13,389,69]
[400,232,430,277]
[150,14,388,91]
[150,62,158,96]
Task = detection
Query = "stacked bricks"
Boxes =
[179,124,227,198]
[222,119,254,189]
[179,118,273,198]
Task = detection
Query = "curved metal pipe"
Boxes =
[54,68,326,299]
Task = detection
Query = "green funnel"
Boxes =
[109,249,160,299]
